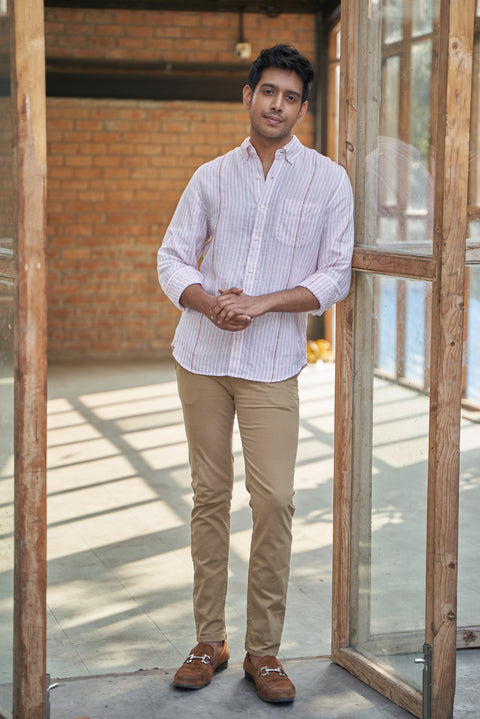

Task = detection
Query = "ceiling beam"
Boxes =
[44,0,324,16]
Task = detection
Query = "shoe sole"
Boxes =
[173,660,229,690]
[244,670,295,703]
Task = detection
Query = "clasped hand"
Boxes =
[209,287,262,332]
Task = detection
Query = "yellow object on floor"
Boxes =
[307,339,334,364]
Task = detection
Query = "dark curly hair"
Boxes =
[247,44,314,105]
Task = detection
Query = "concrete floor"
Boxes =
[1,359,479,718]
[44,360,337,677]
[49,656,413,719]
[48,649,480,719]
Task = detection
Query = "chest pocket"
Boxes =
[275,199,320,248]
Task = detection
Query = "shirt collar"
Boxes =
[240,135,303,165]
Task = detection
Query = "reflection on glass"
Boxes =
[327,19,341,163]
[410,42,432,175]
[404,280,427,387]
[351,274,430,689]
[412,0,433,37]
[383,0,403,45]
[458,272,480,629]
[0,5,13,715]
[375,276,397,376]
[0,284,13,713]
[465,267,480,404]
[358,0,439,255]
[468,31,480,255]
[379,57,400,206]
[0,13,13,258]
[375,276,429,389]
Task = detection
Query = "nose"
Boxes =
[271,94,284,112]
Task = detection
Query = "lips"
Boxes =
[264,114,284,124]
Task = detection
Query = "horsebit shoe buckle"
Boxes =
[259,666,287,678]
[186,653,212,665]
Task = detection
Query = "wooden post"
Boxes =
[427,1,475,717]
[333,1,475,717]
[10,0,48,717]
[331,0,358,656]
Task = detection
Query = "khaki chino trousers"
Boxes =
[176,363,299,657]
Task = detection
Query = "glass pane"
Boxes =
[404,280,428,387]
[412,0,434,37]
[375,277,430,389]
[375,276,397,376]
[383,0,403,45]
[465,267,480,405]
[466,15,480,632]
[468,32,480,257]
[0,281,13,715]
[350,273,430,689]
[458,270,480,629]
[0,2,13,714]
[358,0,439,255]
[327,20,341,163]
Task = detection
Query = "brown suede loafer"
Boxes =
[243,653,296,703]
[173,642,230,689]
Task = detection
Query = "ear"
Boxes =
[243,84,253,109]
[297,100,308,123]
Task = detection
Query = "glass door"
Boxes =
[349,273,431,692]
[458,1,480,652]
[0,3,14,715]
[332,1,475,717]
[457,266,480,649]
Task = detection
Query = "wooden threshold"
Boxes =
[332,646,422,719]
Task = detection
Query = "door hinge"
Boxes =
[46,675,59,719]
[415,643,432,719]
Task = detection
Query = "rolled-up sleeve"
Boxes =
[157,172,209,310]
[299,170,354,315]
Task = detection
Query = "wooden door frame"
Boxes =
[11,0,48,717]
[332,1,475,718]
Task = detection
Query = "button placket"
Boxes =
[243,174,274,293]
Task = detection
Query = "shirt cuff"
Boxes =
[299,274,343,316]
[165,266,205,310]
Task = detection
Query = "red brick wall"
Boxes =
[45,8,316,359]
[44,8,315,63]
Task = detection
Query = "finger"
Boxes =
[226,314,252,326]
[215,304,239,322]
[210,296,236,316]
[222,320,251,332]
[219,287,243,295]
[216,314,252,330]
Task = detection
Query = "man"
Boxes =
[157,44,353,703]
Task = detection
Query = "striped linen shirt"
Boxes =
[157,135,354,382]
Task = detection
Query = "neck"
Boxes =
[250,132,293,177]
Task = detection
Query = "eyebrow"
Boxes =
[259,82,301,99]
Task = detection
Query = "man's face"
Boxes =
[243,67,308,146]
